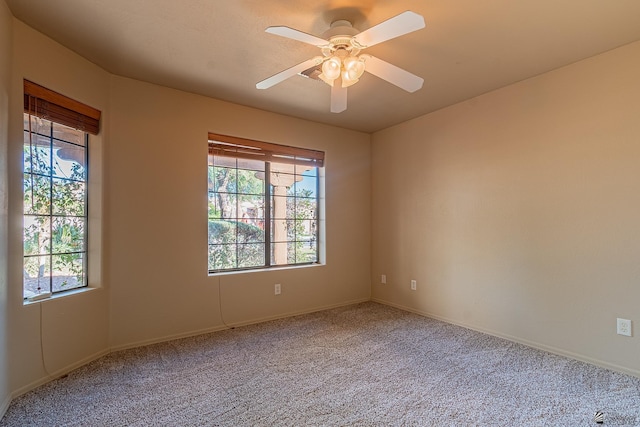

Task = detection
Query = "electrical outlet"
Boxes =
[274,283,281,295]
[411,280,417,291]
[617,318,632,337]
[381,274,386,284]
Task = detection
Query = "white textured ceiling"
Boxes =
[7,0,640,133]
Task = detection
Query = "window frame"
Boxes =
[22,115,89,297]
[208,133,324,274]
[22,80,101,300]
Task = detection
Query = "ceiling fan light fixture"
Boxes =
[342,55,366,81]
[322,56,342,80]
[257,11,426,113]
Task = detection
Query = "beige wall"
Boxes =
[7,20,111,396]
[0,0,12,416]
[4,14,371,398]
[107,76,371,349]
[371,40,640,375]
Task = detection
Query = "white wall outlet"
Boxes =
[410,280,417,291]
[274,283,281,295]
[617,318,632,337]
[381,274,386,284]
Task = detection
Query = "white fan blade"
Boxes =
[353,11,425,48]
[331,78,347,113]
[361,55,423,93]
[265,26,330,47]
[256,56,324,89]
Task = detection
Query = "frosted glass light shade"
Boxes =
[322,56,342,80]
[343,56,366,81]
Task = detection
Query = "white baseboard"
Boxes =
[7,297,370,405]
[10,348,110,400]
[0,392,10,421]
[109,325,230,353]
[110,297,371,352]
[371,298,640,379]
[221,297,371,329]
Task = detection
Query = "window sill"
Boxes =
[23,286,100,306]
[208,262,325,277]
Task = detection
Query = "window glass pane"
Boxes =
[296,239,318,264]
[29,116,52,131]
[234,222,260,244]
[23,141,51,176]
[295,219,316,241]
[23,255,50,297]
[23,216,50,255]
[285,197,297,216]
[53,122,85,146]
[212,156,237,168]
[271,242,289,266]
[271,219,294,242]
[211,167,236,193]
[287,243,296,264]
[51,217,85,253]
[236,169,264,195]
[292,197,317,221]
[218,193,237,219]
[238,194,264,220]
[209,220,237,244]
[293,174,318,198]
[286,178,299,197]
[52,179,85,216]
[270,196,290,220]
[23,174,50,215]
[53,140,86,179]
[209,244,237,270]
[237,158,264,172]
[298,165,318,177]
[271,162,296,195]
[237,221,264,244]
[212,166,235,193]
[51,252,85,292]
[237,243,265,268]
[208,192,222,219]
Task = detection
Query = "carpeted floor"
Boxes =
[2,302,639,426]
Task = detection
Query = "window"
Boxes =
[208,133,324,273]
[23,80,101,300]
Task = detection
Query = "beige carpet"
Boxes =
[2,302,639,426]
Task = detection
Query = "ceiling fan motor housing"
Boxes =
[322,20,362,53]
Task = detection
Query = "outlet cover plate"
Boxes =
[274,283,281,295]
[411,280,417,291]
[617,318,632,337]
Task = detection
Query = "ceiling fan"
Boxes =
[256,11,426,113]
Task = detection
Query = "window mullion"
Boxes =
[48,120,54,294]
[234,164,239,270]
[83,133,89,286]
[316,170,320,262]
[264,162,271,267]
